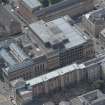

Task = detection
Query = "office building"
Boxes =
[1,16,95,82]
[29,16,95,68]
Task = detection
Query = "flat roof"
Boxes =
[0,5,21,37]
[0,43,33,73]
[29,16,88,49]
[52,17,88,49]
[23,0,42,10]
[0,48,17,66]
[26,63,85,86]
[5,60,33,73]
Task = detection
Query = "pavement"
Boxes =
[0,81,12,105]
[0,80,18,105]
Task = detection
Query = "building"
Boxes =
[17,0,42,23]
[9,54,105,101]
[17,0,94,23]
[10,78,33,105]
[16,54,105,97]
[0,5,22,39]
[34,0,94,22]
[82,8,105,38]
[29,16,95,68]
[1,41,33,82]
[99,28,105,46]
[71,89,105,105]
[1,39,47,82]
[0,33,47,82]
[1,16,95,82]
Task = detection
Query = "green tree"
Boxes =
[39,0,49,7]
[49,0,62,4]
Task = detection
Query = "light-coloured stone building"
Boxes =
[71,89,105,105]
[15,55,105,97]
[82,8,105,38]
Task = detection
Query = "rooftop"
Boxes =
[26,63,85,86]
[22,0,42,10]
[0,40,33,73]
[0,5,21,37]
[84,8,105,24]
[15,33,46,59]
[29,16,89,49]
[77,89,105,105]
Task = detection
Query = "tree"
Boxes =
[49,0,62,4]
[39,0,49,7]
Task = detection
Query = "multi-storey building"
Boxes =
[1,40,47,82]
[29,16,95,67]
[71,89,105,105]
[17,0,94,23]
[13,55,105,97]
[17,0,42,23]
[82,8,105,38]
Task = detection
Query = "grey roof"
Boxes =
[22,0,42,10]
[0,5,21,37]
[89,8,105,24]
[5,59,33,73]
[26,63,85,86]
[29,16,88,49]
[0,48,17,66]
[9,43,29,63]
[34,0,80,17]
[78,90,105,105]
[0,42,33,73]
[52,17,88,49]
